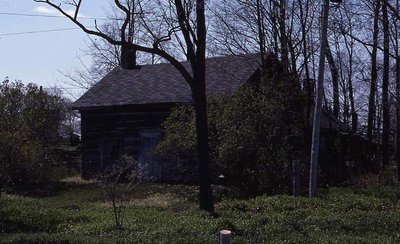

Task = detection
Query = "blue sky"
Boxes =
[0,0,112,99]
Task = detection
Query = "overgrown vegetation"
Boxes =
[156,55,305,194]
[1,175,400,243]
[0,79,67,191]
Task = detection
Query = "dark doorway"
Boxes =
[138,129,162,180]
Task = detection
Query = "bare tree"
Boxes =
[370,0,380,140]
[97,155,139,230]
[382,0,391,166]
[325,41,340,118]
[331,3,360,132]
[395,0,400,182]
[61,4,161,94]
[34,0,214,213]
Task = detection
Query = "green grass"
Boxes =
[1,177,400,243]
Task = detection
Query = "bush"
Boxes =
[96,155,140,229]
[0,79,67,191]
[156,55,305,194]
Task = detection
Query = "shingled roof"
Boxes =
[73,53,261,110]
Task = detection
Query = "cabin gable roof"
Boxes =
[73,54,261,110]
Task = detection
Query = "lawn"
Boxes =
[1,175,400,243]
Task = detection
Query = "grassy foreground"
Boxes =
[1,177,400,243]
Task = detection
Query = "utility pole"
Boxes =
[309,0,330,197]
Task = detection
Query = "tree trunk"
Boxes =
[192,85,214,213]
[325,41,340,119]
[271,2,280,55]
[382,0,390,167]
[395,0,400,182]
[367,0,381,140]
[343,31,357,133]
[348,66,357,133]
[287,0,298,75]
[299,0,310,81]
[194,0,214,213]
[397,47,400,182]
[397,57,400,182]
[279,0,289,72]
[299,0,312,130]
[256,0,266,66]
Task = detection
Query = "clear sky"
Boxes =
[0,0,112,99]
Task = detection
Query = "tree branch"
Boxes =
[33,0,195,86]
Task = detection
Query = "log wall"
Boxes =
[79,103,174,178]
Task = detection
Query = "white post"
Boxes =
[309,0,330,198]
[220,230,232,244]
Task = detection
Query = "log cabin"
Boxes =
[72,54,261,179]
[72,52,357,183]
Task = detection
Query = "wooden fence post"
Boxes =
[220,230,232,244]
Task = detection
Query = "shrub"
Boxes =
[156,55,305,194]
[96,155,140,229]
[0,79,67,191]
